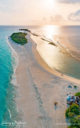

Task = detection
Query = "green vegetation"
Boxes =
[65,93,80,128]
[66,104,80,118]
[70,116,80,128]
[11,32,27,45]
[75,92,80,97]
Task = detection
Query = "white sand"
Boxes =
[9,35,80,128]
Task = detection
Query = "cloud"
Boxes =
[68,10,80,21]
[42,15,66,25]
[50,15,65,23]
[58,0,80,3]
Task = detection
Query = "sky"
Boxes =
[0,0,80,25]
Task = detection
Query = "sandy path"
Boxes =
[10,35,80,128]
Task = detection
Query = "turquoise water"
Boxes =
[0,26,20,128]
[0,25,80,128]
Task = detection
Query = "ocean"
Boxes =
[0,26,20,128]
[30,25,80,79]
[0,25,80,127]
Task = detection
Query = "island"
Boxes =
[11,32,27,45]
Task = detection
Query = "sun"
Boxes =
[45,0,56,9]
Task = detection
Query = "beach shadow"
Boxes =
[54,102,58,110]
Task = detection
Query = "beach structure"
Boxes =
[67,95,80,105]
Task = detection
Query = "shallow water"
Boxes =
[30,25,80,79]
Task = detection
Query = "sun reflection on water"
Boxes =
[42,25,60,40]
[31,25,80,79]
[31,25,62,69]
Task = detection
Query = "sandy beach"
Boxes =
[9,34,80,128]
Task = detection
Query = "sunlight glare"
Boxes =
[45,0,56,9]
[42,25,59,40]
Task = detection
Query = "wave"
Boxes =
[7,37,19,86]
[1,37,20,128]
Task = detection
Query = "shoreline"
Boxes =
[20,28,80,61]
[30,35,80,84]
[7,37,22,123]
[8,34,80,128]
[9,34,80,86]
[7,37,19,87]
